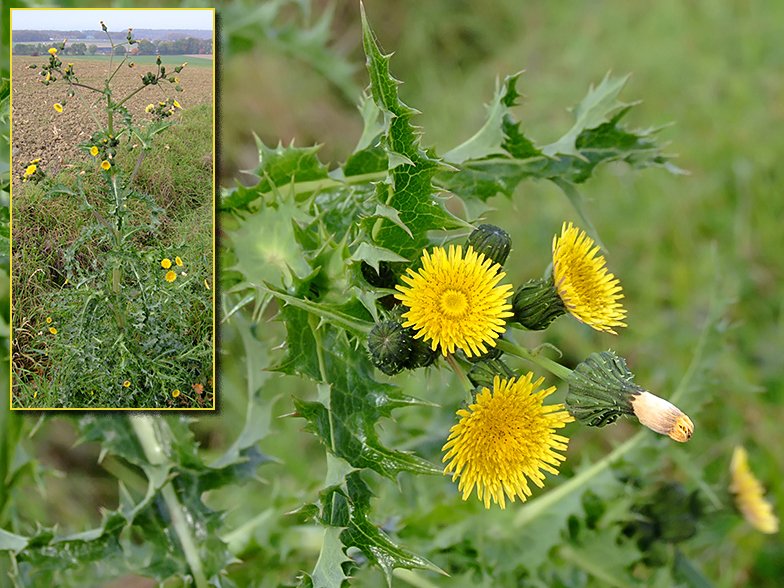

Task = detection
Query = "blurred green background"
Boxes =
[3,0,783,586]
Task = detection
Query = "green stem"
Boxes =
[445,353,473,402]
[130,417,209,588]
[66,78,104,132]
[514,430,645,528]
[496,339,572,380]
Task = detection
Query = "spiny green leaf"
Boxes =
[360,5,468,260]
[251,137,330,195]
[542,73,630,159]
[311,527,351,588]
[289,323,440,480]
[338,471,444,583]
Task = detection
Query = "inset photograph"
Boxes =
[10,9,215,409]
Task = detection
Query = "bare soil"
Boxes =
[11,56,213,187]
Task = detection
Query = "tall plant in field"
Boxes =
[13,23,212,408]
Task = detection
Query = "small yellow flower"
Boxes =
[123,381,131,388]
[46,317,52,324]
[205,280,210,290]
[45,72,51,82]
[30,158,41,164]
[173,100,181,108]
[730,446,779,534]
[173,390,180,398]
[175,256,183,266]
[48,48,57,55]
[91,391,95,396]
[24,164,37,176]
[395,245,514,357]
[90,146,99,157]
[129,62,135,68]
[49,327,57,335]
[34,391,37,399]
[68,63,73,67]
[145,104,154,113]
[159,101,166,106]
[173,77,178,83]
[101,160,111,170]
[552,222,626,333]
[54,103,63,113]
[165,271,177,283]
[443,374,574,509]
[161,258,172,269]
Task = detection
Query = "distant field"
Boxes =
[55,54,213,67]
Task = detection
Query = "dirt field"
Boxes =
[11,55,213,187]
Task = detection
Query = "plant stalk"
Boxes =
[130,417,209,588]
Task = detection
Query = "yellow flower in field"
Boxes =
[159,101,166,106]
[161,258,172,269]
[24,164,37,176]
[34,391,38,399]
[90,146,99,157]
[395,245,513,357]
[30,158,41,164]
[91,391,95,396]
[173,389,180,398]
[552,222,626,333]
[101,160,111,170]
[49,327,57,335]
[123,381,131,388]
[53,103,63,113]
[48,48,57,55]
[175,256,183,266]
[45,72,51,82]
[46,317,52,324]
[165,270,177,283]
[443,374,574,509]
[129,62,135,68]
[173,100,181,108]
[145,104,154,113]
[730,446,779,534]
[173,77,178,83]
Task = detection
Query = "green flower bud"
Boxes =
[467,358,516,390]
[403,336,439,370]
[566,351,694,442]
[511,275,566,330]
[367,320,413,376]
[466,224,512,267]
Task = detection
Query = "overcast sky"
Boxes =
[11,9,214,31]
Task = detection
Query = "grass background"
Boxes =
[219,0,783,585]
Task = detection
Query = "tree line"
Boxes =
[13,37,212,56]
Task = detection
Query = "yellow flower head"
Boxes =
[49,327,57,335]
[90,146,99,157]
[145,104,154,113]
[730,446,779,534]
[24,164,37,176]
[165,270,177,283]
[175,256,183,266]
[173,389,180,398]
[161,258,172,269]
[552,222,626,333]
[101,160,111,170]
[129,62,135,68]
[159,101,166,106]
[48,48,57,55]
[395,245,513,357]
[46,317,52,324]
[123,381,131,388]
[173,100,181,108]
[53,103,63,113]
[45,72,51,82]
[30,158,41,164]
[443,374,574,509]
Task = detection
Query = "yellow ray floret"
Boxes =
[443,374,574,509]
[730,446,779,534]
[395,245,513,357]
[552,222,626,333]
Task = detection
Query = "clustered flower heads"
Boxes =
[21,158,46,184]
[364,221,698,508]
[145,98,182,121]
[86,133,120,170]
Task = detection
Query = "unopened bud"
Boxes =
[466,224,512,268]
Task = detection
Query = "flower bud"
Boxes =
[511,275,567,330]
[367,320,413,376]
[566,350,693,442]
[467,358,516,390]
[465,224,512,267]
